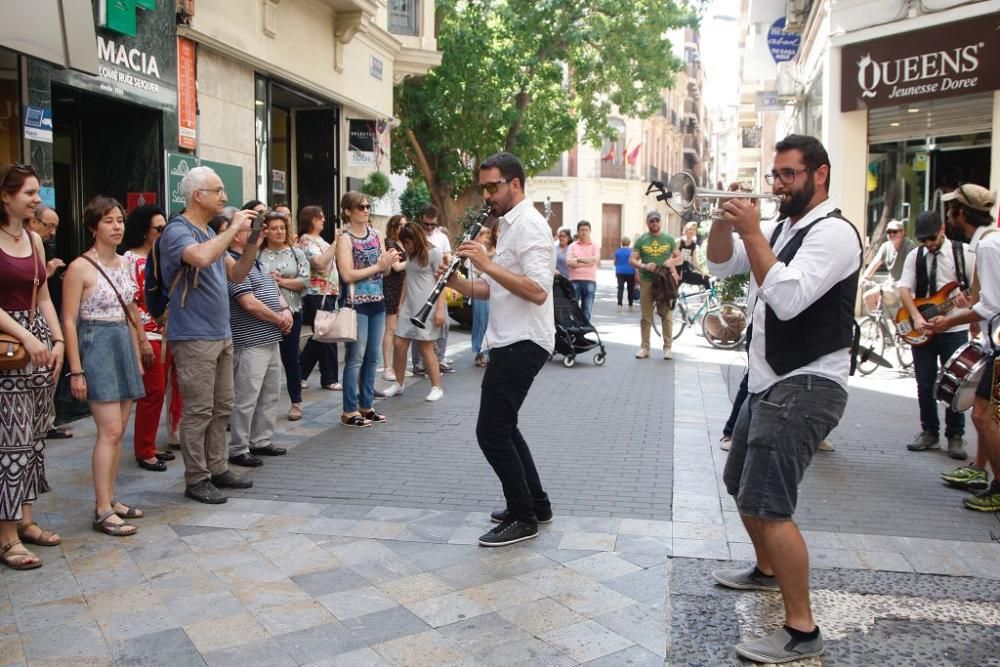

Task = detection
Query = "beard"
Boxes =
[778,178,815,219]
[945,220,969,243]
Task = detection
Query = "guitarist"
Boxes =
[898,211,974,460]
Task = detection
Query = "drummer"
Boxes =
[898,210,974,460]
[862,219,913,315]
[925,184,1000,513]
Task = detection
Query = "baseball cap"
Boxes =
[941,184,996,212]
[646,210,662,223]
[914,211,941,240]
[886,219,904,231]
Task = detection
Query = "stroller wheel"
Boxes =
[562,355,576,368]
[593,352,606,366]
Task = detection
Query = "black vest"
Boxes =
[914,241,967,299]
[763,211,863,376]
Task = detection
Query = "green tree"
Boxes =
[393,0,696,233]
[399,179,432,222]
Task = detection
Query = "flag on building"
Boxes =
[601,146,615,162]
[626,143,642,165]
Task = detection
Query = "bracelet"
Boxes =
[67,371,85,378]
[50,339,64,345]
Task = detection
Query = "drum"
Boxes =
[935,342,988,413]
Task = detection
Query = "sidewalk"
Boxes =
[2,268,997,666]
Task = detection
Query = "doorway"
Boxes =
[601,204,622,259]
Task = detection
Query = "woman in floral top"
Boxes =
[297,206,341,391]
[335,192,400,427]
[260,212,310,420]
[122,205,179,472]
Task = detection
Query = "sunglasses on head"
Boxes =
[0,162,37,186]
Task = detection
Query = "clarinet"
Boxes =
[410,204,491,329]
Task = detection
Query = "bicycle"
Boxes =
[651,282,748,350]
[856,280,913,375]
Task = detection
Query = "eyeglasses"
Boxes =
[478,179,511,195]
[354,204,371,211]
[197,187,226,195]
[152,225,166,232]
[764,168,813,185]
[887,229,903,235]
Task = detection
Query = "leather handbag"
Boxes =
[313,283,356,343]
[0,233,40,371]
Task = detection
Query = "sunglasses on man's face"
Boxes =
[478,179,510,195]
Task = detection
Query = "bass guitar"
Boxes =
[895,281,971,346]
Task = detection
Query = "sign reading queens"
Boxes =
[840,14,1000,112]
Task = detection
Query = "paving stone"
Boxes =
[477,636,576,666]
[291,567,372,598]
[377,573,456,605]
[20,621,110,664]
[14,595,91,633]
[602,567,670,604]
[372,629,470,666]
[301,646,392,666]
[437,613,531,657]
[551,580,637,617]
[110,627,206,667]
[182,612,271,653]
[317,586,400,620]
[563,552,643,582]
[405,590,493,628]
[539,619,634,663]
[273,621,362,663]
[494,598,585,636]
[579,644,664,666]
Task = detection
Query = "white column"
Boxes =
[824,44,867,230]
[992,91,1000,220]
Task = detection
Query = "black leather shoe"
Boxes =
[136,458,168,472]
[155,450,176,461]
[228,453,263,467]
[249,445,287,457]
[185,481,227,504]
[490,507,553,524]
[211,470,253,489]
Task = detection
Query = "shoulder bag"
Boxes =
[313,282,356,343]
[0,231,40,370]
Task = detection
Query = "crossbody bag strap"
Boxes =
[26,230,39,326]
[80,255,139,329]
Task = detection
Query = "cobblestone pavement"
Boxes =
[3,269,997,666]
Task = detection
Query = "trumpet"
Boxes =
[646,172,782,221]
[409,203,491,329]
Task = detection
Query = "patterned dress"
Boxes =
[0,245,54,520]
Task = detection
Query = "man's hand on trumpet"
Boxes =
[716,188,763,240]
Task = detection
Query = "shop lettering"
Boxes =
[856,43,982,99]
[97,35,161,79]
[98,65,161,94]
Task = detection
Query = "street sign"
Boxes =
[767,17,801,64]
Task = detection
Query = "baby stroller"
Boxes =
[552,274,607,367]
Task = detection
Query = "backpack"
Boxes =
[145,215,200,320]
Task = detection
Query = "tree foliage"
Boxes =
[393,0,697,230]
[399,179,432,222]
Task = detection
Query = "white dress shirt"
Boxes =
[483,198,556,353]
[429,228,452,256]
[970,226,1000,349]
[898,238,973,334]
[708,199,862,393]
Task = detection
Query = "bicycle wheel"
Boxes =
[857,315,885,376]
[670,301,686,340]
[894,332,913,369]
[701,302,748,349]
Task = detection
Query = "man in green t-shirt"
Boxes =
[630,210,683,359]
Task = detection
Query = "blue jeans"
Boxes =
[279,311,303,404]
[471,299,490,355]
[343,309,385,413]
[913,330,966,436]
[572,280,596,322]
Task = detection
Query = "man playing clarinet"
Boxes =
[444,151,556,547]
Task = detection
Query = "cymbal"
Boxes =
[858,345,892,368]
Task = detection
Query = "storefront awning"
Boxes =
[0,0,98,75]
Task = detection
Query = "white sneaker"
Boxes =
[635,347,650,359]
[819,439,835,452]
[383,368,397,381]
[404,369,414,377]
[300,380,309,389]
[663,349,673,360]
[381,382,405,397]
[425,386,444,402]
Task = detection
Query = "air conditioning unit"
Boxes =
[784,0,810,33]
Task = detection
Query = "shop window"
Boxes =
[254,75,269,202]
[0,51,19,164]
[389,0,419,36]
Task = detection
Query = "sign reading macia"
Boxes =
[841,14,999,112]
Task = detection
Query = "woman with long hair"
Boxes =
[335,192,400,427]
[297,205,341,391]
[259,211,310,420]
[63,196,148,537]
[555,228,572,279]
[381,214,408,381]
[0,163,64,569]
[121,205,180,471]
[381,222,445,401]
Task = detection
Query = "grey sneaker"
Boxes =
[736,627,824,664]
[907,431,940,451]
[947,435,968,460]
[712,565,780,592]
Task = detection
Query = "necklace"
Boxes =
[0,225,23,241]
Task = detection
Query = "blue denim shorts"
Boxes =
[78,319,145,402]
[723,374,846,520]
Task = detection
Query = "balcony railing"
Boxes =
[389,0,419,36]
[601,162,626,179]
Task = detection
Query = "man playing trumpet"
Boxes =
[442,151,556,547]
[706,135,862,664]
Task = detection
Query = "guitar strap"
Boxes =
[952,241,968,292]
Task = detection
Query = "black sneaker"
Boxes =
[478,519,538,547]
[490,507,553,524]
[228,453,263,468]
[211,470,253,489]
[438,362,456,374]
[185,480,227,504]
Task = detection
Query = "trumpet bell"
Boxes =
[666,172,697,217]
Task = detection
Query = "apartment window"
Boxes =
[389,0,419,36]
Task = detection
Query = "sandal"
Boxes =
[17,521,61,547]
[45,426,73,439]
[111,501,145,519]
[340,414,372,428]
[92,510,138,537]
[1,541,41,570]
[361,409,387,424]
[155,450,176,461]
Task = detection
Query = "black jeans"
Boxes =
[616,273,635,306]
[300,294,340,386]
[476,340,550,524]
[913,330,966,437]
[723,371,750,437]
[280,311,303,403]
[680,263,712,289]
